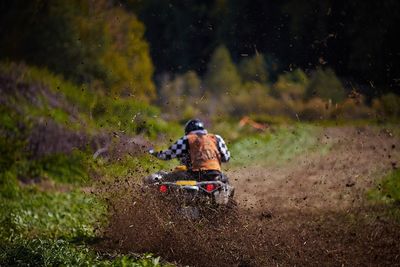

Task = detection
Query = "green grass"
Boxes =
[0,188,105,240]
[368,169,400,221]
[0,186,168,266]
[229,124,330,166]
[369,169,400,204]
[0,61,179,138]
[91,154,176,184]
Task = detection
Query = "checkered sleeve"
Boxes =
[215,135,230,162]
[155,136,189,160]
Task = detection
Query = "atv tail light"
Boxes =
[159,185,168,193]
[205,184,215,192]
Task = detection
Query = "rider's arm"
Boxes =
[215,135,230,162]
[153,136,189,160]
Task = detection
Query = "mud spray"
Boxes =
[96,182,400,267]
[97,128,400,266]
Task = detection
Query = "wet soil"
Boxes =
[97,126,400,266]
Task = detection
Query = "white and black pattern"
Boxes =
[215,134,230,162]
[155,136,189,160]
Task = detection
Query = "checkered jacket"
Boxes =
[154,130,230,166]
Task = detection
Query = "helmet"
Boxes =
[184,119,204,134]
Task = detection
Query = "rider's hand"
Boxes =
[148,149,157,157]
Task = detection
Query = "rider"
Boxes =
[149,119,230,182]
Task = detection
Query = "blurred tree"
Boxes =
[158,71,204,119]
[126,0,400,96]
[239,53,269,84]
[228,82,273,116]
[283,0,400,93]
[372,93,400,118]
[99,7,155,98]
[273,69,308,100]
[305,68,345,103]
[204,45,241,94]
[0,0,155,100]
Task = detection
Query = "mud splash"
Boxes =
[97,127,400,266]
[97,182,400,267]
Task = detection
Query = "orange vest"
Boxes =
[187,133,221,171]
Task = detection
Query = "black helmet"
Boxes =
[184,119,204,134]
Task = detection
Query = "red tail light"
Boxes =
[205,184,215,192]
[159,185,168,193]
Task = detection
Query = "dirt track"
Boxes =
[98,126,400,266]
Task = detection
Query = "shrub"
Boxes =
[273,68,308,100]
[331,98,373,120]
[204,45,242,95]
[305,68,346,103]
[227,82,287,117]
[299,97,331,121]
[372,93,400,119]
[239,53,269,84]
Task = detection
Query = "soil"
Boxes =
[97,126,400,267]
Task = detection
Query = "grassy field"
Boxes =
[228,124,331,167]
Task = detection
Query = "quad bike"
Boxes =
[143,166,235,219]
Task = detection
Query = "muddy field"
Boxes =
[98,126,400,266]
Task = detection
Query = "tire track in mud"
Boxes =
[97,126,400,267]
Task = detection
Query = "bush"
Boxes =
[205,45,242,95]
[239,53,269,84]
[158,71,204,120]
[305,68,346,103]
[372,93,400,119]
[299,97,331,121]
[331,98,373,120]
[227,82,287,117]
[273,68,308,100]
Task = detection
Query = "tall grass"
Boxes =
[0,187,168,266]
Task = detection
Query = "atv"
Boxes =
[143,166,235,219]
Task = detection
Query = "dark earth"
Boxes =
[97,126,400,267]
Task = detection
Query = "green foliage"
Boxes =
[92,154,175,183]
[372,93,400,119]
[0,0,155,99]
[0,62,171,137]
[299,97,331,120]
[227,82,279,117]
[0,189,105,240]
[0,239,165,266]
[0,172,20,199]
[305,68,346,103]
[0,105,28,174]
[369,169,400,204]
[239,53,269,84]
[38,152,91,184]
[273,69,309,100]
[205,45,241,94]
[367,169,400,221]
[158,71,205,120]
[98,7,155,98]
[0,188,165,266]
